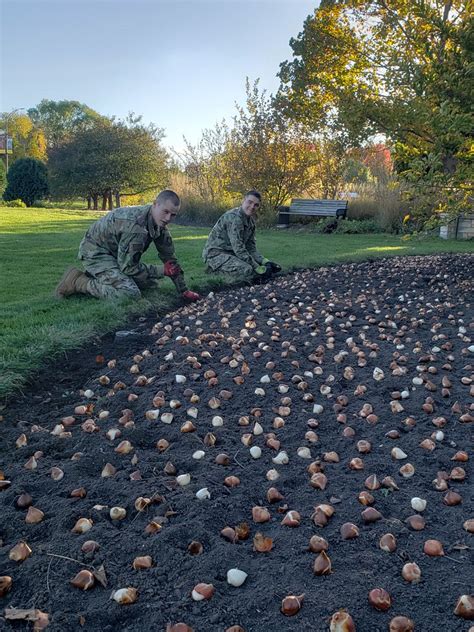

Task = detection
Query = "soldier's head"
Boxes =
[241,190,261,217]
[152,190,181,228]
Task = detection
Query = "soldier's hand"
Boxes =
[255,265,267,275]
[182,290,200,302]
[269,261,282,273]
[164,261,182,278]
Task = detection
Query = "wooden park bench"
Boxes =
[277,198,348,228]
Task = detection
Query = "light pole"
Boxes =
[3,107,26,172]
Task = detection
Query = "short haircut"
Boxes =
[244,190,262,201]
[155,190,180,206]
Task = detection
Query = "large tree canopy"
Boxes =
[28,99,107,148]
[48,116,169,208]
[278,0,473,218]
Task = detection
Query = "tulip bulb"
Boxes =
[379,533,397,552]
[389,616,415,631]
[281,594,304,616]
[71,569,95,590]
[110,507,127,520]
[176,473,191,486]
[191,583,215,601]
[454,595,474,620]
[9,541,32,562]
[72,518,93,534]
[133,556,153,570]
[0,576,12,597]
[196,488,210,500]
[25,507,44,524]
[368,588,391,611]
[313,550,332,575]
[227,568,247,587]
[402,562,421,583]
[112,587,138,604]
[330,610,356,632]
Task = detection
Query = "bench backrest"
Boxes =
[289,199,348,216]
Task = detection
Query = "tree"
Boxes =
[278,1,473,221]
[3,158,49,206]
[28,99,107,148]
[225,80,320,214]
[0,113,47,163]
[48,116,169,209]
[0,160,6,196]
[179,122,232,205]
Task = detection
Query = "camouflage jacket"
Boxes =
[202,206,264,270]
[78,204,187,292]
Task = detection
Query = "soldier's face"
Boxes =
[242,195,261,217]
[153,200,180,228]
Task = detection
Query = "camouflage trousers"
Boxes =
[204,252,255,283]
[81,255,161,300]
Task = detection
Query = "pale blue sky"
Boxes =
[1,0,317,149]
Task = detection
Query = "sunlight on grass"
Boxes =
[363,246,408,252]
[173,235,209,241]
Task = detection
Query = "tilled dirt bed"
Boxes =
[1,254,473,632]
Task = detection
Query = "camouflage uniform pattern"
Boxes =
[78,204,187,299]
[202,206,264,282]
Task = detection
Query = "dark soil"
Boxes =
[1,254,473,632]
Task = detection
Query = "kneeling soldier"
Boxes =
[202,190,281,283]
[55,190,200,302]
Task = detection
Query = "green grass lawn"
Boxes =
[1,207,472,399]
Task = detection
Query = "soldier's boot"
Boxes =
[55,267,90,298]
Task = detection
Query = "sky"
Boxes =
[1,0,318,150]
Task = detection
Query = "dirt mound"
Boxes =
[1,254,473,631]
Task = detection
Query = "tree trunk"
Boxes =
[93,194,99,210]
[102,193,108,211]
[87,196,92,210]
[115,191,121,208]
[108,190,113,210]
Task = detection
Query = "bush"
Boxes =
[334,218,380,234]
[3,158,49,207]
[0,198,27,208]
[178,197,230,226]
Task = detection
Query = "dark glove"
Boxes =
[164,261,182,278]
[268,261,282,273]
[182,290,200,302]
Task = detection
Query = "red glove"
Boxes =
[164,261,182,278]
[182,290,200,302]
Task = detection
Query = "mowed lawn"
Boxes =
[1,207,473,398]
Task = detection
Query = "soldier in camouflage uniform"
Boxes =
[202,190,281,283]
[55,190,200,302]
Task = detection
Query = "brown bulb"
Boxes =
[308,535,329,553]
[329,610,356,632]
[313,550,332,575]
[281,594,304,616]
[368,588,392,611]
[252,506,271,523]
[133,555,153,570]
[379,533,397,552]
[402,562,421,583]
[16,493,33,508]
[389,616,415,631]
[340,522,359,540]
[70,569,95,590]
[424,539,444,556]
[0,576,13,597]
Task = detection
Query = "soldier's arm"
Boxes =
[154,230,187,293]
[227,217,260,269]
